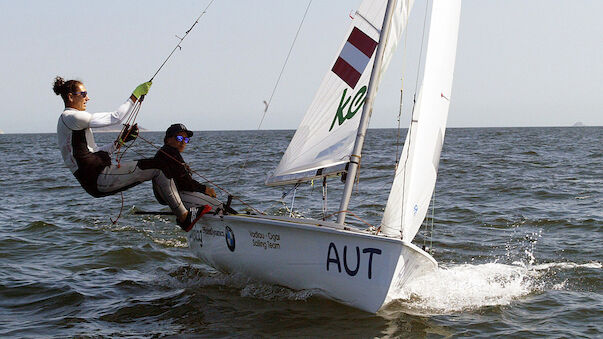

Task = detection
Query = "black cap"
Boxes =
[165,123,193,138]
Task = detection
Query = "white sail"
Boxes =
[381,0,461,239]
[266,0,414,186]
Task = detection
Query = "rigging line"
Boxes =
[260,183,299,214]
[324,210,375,229]
[423,189,436,251]
[430,189,435,252]
[234,0,312,190]
[289,183,300,217]
[150,0,217,82]
[134,134,264,215]
[115,101,143,162]
[115,101,140,144]
[110,192,125,224]
[322,177,327,220]
[413,0,430,97]
[125,101,142,127]
[400,0,430,235]
[114,0,216,148]
[257,0,313,129]
[115,0,216,148]
[129,100,144,126]
[394,1,411,167]
[114,2,216,157]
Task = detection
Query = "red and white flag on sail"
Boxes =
[331,27,378,89]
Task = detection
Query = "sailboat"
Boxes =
[185,0,461,313]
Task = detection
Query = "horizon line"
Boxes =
[1,125,601,135]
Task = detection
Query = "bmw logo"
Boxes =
[225,226,235,252]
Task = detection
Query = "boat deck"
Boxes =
[219,212,398,239]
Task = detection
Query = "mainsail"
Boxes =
[381,0,462,239]
[266,0,414,186]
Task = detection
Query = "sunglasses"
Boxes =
[73,91,88,98]
[176,135,190,143]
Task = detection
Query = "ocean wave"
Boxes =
[530,261,602,270]
[22,221,61,231]
[385,263,537,314]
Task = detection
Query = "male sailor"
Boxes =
[139,124,217,203]
[53,76,205,231]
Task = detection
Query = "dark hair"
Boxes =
[53,76,83,103]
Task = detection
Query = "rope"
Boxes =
[235,0,313,187]
[430,188,435,252]
[114,101,144,165]
[110,192,125,224]
[289,184,299,217]
[322,177,327,220]
[150,0,217,82]
[114,101,141,157]
[324,210,375,229]
[113,1,217,158]
[259,183,300,215]
[394,1,411,167]
[257,0,313,128]
[413,0,430,98]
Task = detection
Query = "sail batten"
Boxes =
[265,162,348,187]
[381,0,462,240]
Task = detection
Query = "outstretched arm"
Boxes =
[88,82,152,128]
[88,99,134,128]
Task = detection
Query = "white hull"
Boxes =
[186,213,437,313]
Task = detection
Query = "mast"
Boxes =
[337,0,398,225]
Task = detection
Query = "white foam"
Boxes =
[151,238,188,248]
[385,260,601,315]
[386,263,537,314]
[531,261,602,270]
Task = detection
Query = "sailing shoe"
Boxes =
[178,205,212,232]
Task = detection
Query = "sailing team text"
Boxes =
[249,231,281,250]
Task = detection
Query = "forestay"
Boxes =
[266,0,414,186]
[381,0,461,240]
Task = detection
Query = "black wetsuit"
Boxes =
[139,145,207,193]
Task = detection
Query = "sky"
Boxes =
[0,0,601,134]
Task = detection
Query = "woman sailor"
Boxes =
[53,76,205,231]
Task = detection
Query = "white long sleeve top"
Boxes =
[57,99,134,173]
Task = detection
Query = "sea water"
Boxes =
[0,127,601,337]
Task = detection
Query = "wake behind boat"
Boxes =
[185,0,461,313]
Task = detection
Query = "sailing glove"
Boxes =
[132,81,152,99]
[118,123,139,144]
